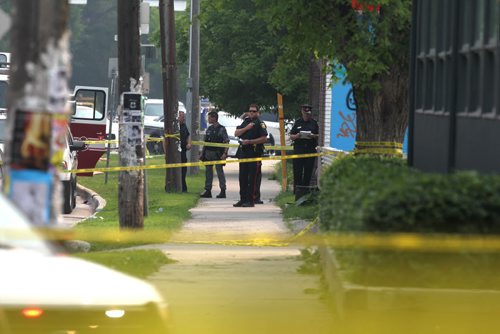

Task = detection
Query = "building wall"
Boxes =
[410,0,500,173]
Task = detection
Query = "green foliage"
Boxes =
[319,156,500,233]
[74,249,174,278]
[322,156,500,289]
[194,0,308,116]
[257,0,412,92]
[276,191,318,221]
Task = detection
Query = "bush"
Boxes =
[319,156,500,234]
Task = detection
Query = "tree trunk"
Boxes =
[354,66,409,145]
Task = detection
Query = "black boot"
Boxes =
[216,190,226,198]
[200,190,212,198]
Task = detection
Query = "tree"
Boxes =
[196,0,309,117]
[258,0,411,144]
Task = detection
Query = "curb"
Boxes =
[76,183,106,213]
[319,245,500,316]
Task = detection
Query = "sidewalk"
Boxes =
[143,161,334,334]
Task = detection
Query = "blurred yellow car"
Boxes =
[0,194,169,334]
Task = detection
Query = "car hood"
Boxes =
[144,118,164,129]
[0,249,164,307]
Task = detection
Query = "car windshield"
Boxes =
[144,103,163,117]
[0,194,55,255]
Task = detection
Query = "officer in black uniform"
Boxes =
[233,104,268,207]
[289,104,319,200]
[200,111,229,199]
[178,111,191,192]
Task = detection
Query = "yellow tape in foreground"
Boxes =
[67,152,338,174]
[355,141,403,148]
[32,226,500,252]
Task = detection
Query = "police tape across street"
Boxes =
[67,137,403,174]
[66,151,342,174]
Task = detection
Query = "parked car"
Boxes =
[217,111,292,157]
[144,98,186,123]
[0,193,170,333]
[216,112,246,157]
[61,128,86,214]
[143,99,187,155]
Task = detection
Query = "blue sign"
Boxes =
[329,64,407,153]
[330,65,356,151]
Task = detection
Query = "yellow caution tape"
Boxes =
[191,140,240,148]
[353,141,404,156]
[30,226,500,252]
[354,148,403,156]
[355,141,403,148]
[66,151,338,174]
[82,134,180,145]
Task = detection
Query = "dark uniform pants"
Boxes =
[239,161,259,203]
[293,153,315,194]
[181,150,188,192]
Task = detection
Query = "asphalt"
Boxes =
[139,161,335,334]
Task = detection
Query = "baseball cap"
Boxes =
[301,104,312,113]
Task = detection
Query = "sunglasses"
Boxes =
[249,110,258,112]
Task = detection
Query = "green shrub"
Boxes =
[319,156,500,234]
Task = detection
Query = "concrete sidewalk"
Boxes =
[144,161,334,334]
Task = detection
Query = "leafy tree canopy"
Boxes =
[256,0,412,92]
[196,0,309,117]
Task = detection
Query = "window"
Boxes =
[72,89,105,121]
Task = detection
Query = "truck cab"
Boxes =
[69,86,109,176]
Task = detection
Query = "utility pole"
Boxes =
[117,0,144,228]
[6,0,70,225]
[187,0,200,175]
[159,0,181,192]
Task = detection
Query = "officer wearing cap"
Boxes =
[233,104,268,207]
[289,104,319,199]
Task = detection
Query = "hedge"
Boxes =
[319,156,500,289]
[319,156,500,234]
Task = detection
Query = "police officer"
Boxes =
[178,111,191,192]
[233,104,267,207]
[289,104,319,200]
[200,111,229,199]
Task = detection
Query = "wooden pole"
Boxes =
[7,0,70,225]
[159,0,182,192]
[117,0,144,228]
[277,93,287,192]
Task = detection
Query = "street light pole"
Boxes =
[187,0,200,175]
